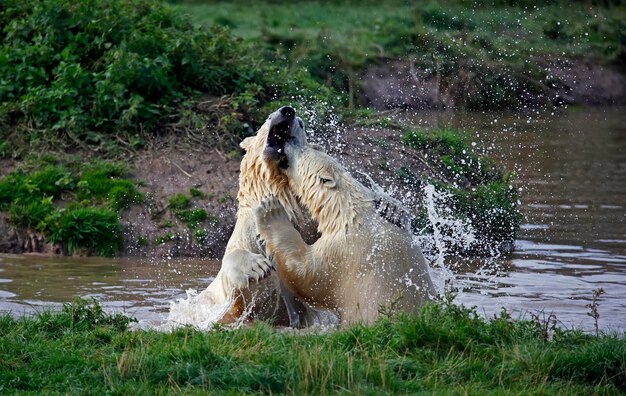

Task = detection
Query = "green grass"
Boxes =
[175,208,208,226]
[175,0,625,109]
[0,159,141,255]
[0,298,623,394]
[168,193,191,210]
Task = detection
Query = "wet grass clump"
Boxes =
[402,128,521,255]
[167,193,191,210]
[49,208,122,257]
[175,208,208,227]
[0,160,141,255]
[0,298,623,394]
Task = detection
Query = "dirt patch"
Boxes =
[362,60,453,110]
[362,58,626,110]
[537,57,626,106]
[121,148,241,258]
[0,159,20,179]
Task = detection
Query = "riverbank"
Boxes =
[175,0,626,110]
[9,0,626,258]
[0,298,623,394]
[0,115,520,258]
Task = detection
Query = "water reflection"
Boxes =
[0,254,218,321]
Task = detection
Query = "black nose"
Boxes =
[279,106,295,119]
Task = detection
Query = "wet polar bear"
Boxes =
[173,106,319,326]
[255,134,435,324]
[169,106,416,328]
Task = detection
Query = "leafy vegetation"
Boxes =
[402,128,521,254]
[0,298,623,394]
[0,160,141,255]
[0,0,338,154]
[163,191,214,246]
[175,0,625,110]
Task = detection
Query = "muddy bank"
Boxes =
[362,57,626,110]
[0,120,499,259]
[120,149,240,258]
[116,125,453,259]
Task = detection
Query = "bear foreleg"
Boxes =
[254,195,313,298]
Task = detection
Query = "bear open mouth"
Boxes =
[264,119,291,169]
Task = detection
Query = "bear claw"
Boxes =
[256,195,290,226]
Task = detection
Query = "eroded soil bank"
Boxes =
[0,120,502,258]
[362,57,626,110]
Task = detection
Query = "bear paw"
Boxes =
[254,195,291,231]
[223,252,275,290]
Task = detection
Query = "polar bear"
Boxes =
[254,133,435,324]
[191,106,318,326]
[176,106,416,328]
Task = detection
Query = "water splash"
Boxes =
[416,183,507,298]
[163,288,233,330]
[417,184,477,294]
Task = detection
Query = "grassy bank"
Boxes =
[0,157,141,255]
[0,299,623,394]
[175,0,625,109]
[0,0,523,257]
[401,127,520,255]
[0,0,338,157]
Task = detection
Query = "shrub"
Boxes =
[7,198,55,230]
[49,207,122,256]
[402,128,498,184]
[0,161,138,255]
[402,128,521,255]
[0,0,339,151]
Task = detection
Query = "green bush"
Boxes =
[0,0,339,151]
[50,207,122,256]
[402,128,498,184]
[0,161,138,255]
[451,177,522,254]
[402,128,520,255]
[7,198,55,231]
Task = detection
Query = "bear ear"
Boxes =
[319,173,336,188]
[240,136,255,151]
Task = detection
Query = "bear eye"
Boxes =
[319,176,336,188]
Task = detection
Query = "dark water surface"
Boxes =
[406,107,626,331]
[1,108,624,331]
[0,255,218,322]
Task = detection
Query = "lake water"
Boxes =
[0,108,624,331]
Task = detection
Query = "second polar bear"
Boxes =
[254,133,435,324]
[176,106,318,327]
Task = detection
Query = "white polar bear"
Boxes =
[173,106,318,326]
[254,135,435,324]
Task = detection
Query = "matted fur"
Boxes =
[192,109,317,326]
[255,143,436,324]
